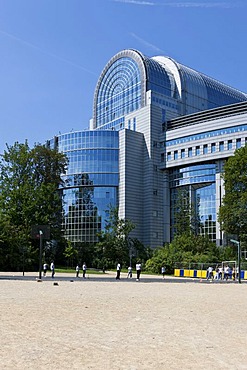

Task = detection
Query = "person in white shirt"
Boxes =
[43,262,48,277]
[75,264,80,278]
[50,261,55,278]
[207,266,213,280]
[219,266,223,280]
[127,266,132,279]
[136,262,142,281]
[161,266,166,279]
[224,265,229,281]
[82,262,87,279]
[116,263,121,280]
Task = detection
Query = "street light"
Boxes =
[230,239,241,284]
[39,230,43,280]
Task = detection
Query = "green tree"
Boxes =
[218,146,247,245]
[95,207,135,269]
[63,241,78,268]
[145,233,220,274]
[0,141,68,270]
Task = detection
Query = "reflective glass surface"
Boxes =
[145,58,177,98]
[62,186,117,243]
[50,131,119,243]
[95,57,142,128]
[170,164,216,241]
[166,124,247,147]
[178,63,247,113]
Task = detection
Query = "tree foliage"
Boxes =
[0,141,68,270]
[145,233,226,274]
[173,188,201,237]
[218,146,247,245]
[95,207,136,269]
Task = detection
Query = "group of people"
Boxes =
[116,262,156,281]
[116,261,142,281]
[43,261,55,278]
[75,262,87,278]
[42,261,87,279]
[43,261,166,281]
[207,265,239,280]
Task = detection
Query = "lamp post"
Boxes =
[39,230,43,280]
[31,225,50,279]
[230,239,241,284]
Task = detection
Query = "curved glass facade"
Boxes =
[93,49,247,130]
[50,131,119,243]
[170,164,216,241]
[145,57,177,98]
[93,50,147,129]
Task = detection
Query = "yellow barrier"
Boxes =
[183,269,191,277]
[173,269,247,279]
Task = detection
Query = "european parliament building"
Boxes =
[48,49,247,248]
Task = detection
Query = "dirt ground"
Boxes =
[0,273,247,370]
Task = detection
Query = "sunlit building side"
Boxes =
[48,49,247,247]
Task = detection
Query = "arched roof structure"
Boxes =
[92,49,247,129]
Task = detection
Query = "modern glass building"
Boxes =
[49,49,247,247]
[49,131,119,243]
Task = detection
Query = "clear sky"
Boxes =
[0,0,246,153]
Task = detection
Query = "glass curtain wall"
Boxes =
[170,163,216,242]
[95,57,142,129]
[50,131,119,244]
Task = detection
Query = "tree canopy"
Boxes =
[218,145,247,245]
[0,141,68,270]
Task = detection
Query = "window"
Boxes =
[236,138,241,149]
[166,152,171,161]
[219,141,224,151]
[153,189,158,196]
[227,140,232,150]
[196,146,200,156]
[203,144,208,155]
[174,150,178,160]
[181,149,185,158]
[188,147,192,157]
[133,117,136,131]
[211,143,216,153]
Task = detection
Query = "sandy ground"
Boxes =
[0,273,247,370]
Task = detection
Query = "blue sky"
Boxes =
[0,0,246,153]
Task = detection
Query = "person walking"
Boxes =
[127,266,132,279]
[76,264,80,278]
[224,265,229,280]
[43,262,48,277]
[161,266,166,279]
[136,261,142,281]
[50,261,55,278]
[116,263,121,280]
[207,266,213,280]
[82,262,87,279]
